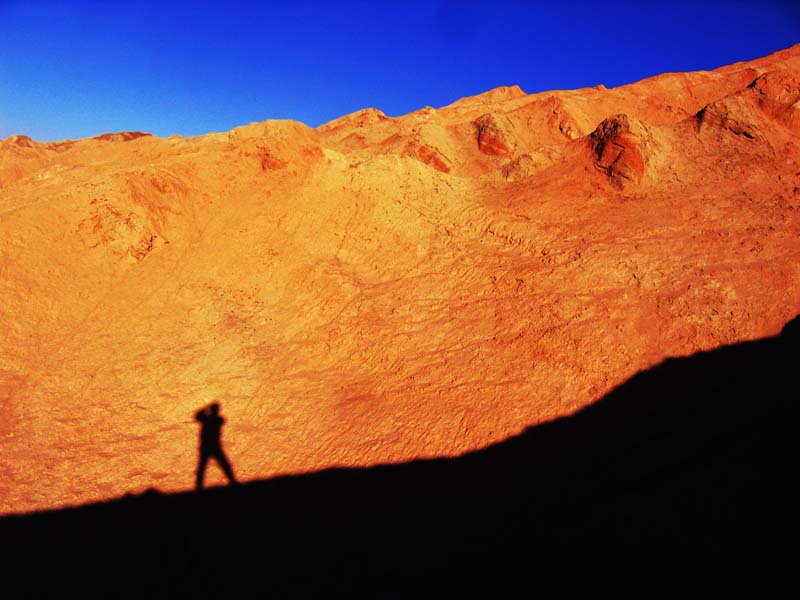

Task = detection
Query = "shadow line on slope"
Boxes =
[1,315,797,596]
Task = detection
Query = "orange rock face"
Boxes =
[2,46,800,514]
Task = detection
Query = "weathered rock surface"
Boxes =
[590,114,650,186]
[1,44,800,514]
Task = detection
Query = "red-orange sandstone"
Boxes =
[2,45,800,513]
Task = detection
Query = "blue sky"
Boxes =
[1,0,798,141]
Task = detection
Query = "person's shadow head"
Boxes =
[195,402,224,425]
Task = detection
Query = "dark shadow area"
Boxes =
[2,316,798,597]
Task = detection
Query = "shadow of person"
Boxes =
[194,402,237,490]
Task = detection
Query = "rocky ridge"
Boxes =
[1,45,799,513]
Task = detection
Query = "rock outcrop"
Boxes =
[473,112,515,157]
[749,70,800,133]
[589,114,648,187]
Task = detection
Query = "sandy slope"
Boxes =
[1,45,800,513]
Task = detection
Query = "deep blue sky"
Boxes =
[1,1,798,141]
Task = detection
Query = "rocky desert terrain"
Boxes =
[1,44,799,514]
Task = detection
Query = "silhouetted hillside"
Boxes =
[2,316,797,597]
